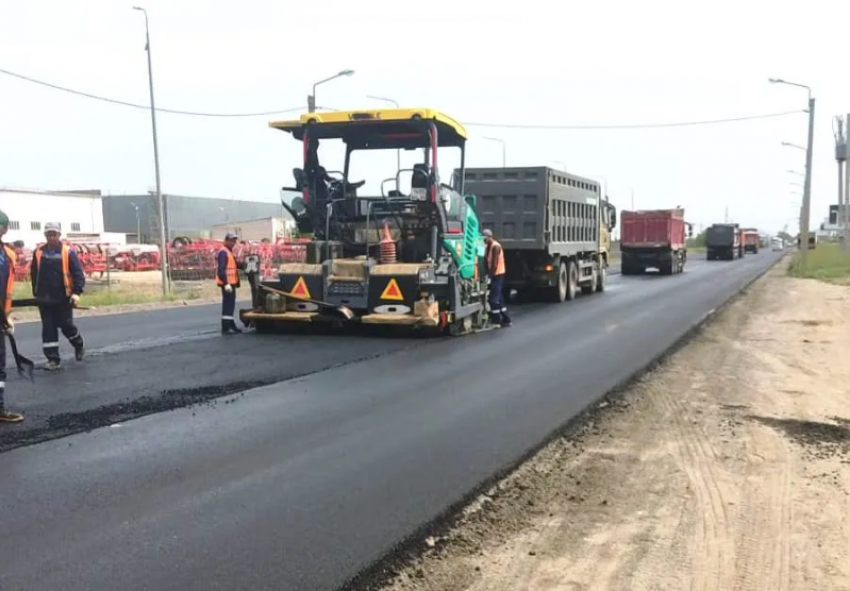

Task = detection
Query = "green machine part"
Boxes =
[442,194,485,280]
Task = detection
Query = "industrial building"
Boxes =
[210,216,295,242]
[102,193,286,244]
[0,188,126,247]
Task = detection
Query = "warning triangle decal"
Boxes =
[380,278,404,301]
[290,276,311,299]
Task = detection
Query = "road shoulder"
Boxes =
[376,258,850,591]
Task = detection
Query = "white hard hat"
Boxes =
[44,222,61,234]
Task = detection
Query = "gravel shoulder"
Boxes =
[376,257,850,591]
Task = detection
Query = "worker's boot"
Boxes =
[228,320,243,334]
[0,390,23,423]
[500,309,512,327]
[0,407,24,423]
[44,359,61,371]
[489,311,502,326]
[71,336,85,362]
[221,320,241,335]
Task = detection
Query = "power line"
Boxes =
[463,110,803,130]
[2,65,804,128]
[0,66,302,117]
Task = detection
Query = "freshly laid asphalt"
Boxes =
[0,253,781,591]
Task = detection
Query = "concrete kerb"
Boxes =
[339,254,785,591]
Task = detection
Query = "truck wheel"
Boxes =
[581,266,596,295]
[547,261,569,303]
[565,260,578,300]
[595,262,606,292]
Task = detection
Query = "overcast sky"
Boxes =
[1,0,848,234]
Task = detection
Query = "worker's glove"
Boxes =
[485,276,492,285]
[70,294,81,306]
[224,284,233,293]
[2,317,13,336]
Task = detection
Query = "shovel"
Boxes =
[259,285,355,320]
[1,311,34,382]
[11,297,95,311]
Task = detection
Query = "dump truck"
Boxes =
[459,167,613,302]
[705,223,742,260]
[741,228,760,254]
[619,208,692,275]
[238,108,492,336]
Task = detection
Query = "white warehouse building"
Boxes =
[0,188,126,248]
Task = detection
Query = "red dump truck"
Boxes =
[741,228,760,254]
[620,208,692,275]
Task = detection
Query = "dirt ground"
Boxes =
[377,257,850,591]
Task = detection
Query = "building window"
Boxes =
[31,221,41,231]
[8,221,20,230]
[71,223,81,232]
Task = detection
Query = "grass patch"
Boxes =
[12,280,213,307]
[788,242,850,284]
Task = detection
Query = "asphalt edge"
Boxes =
[337,254,784,591]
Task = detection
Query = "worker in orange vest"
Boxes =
[216,232,244,335]
[483,229,511,327]
[31,222,87,370]
[0,209,24,422]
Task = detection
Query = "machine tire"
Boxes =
[548,261,568,303]
[565,260,578,301]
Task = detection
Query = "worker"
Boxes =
[482,229,512,327]
[0,209,24,422]
[216,232,244,335]
[30,222,86,370]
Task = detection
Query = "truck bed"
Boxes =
[459,166,600,255]
[620,209,686,250]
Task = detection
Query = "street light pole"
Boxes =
[308,69,354,113]
[770,78,814,268]
[133,6,169,294]
[367,95,401,173]
[484,137,506,167]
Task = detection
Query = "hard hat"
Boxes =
[482,229,493,237]
[0,209,8,227]
[224,232,239,241]
[44,222,62,234]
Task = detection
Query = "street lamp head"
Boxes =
[339,69,355,77]
[132,6,144,11]
[768,77,783,84]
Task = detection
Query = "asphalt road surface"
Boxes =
[0,253,781,591]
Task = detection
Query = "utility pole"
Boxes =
[770,78,815,268]
[839,113,850,250]
[724,206,729,223]
[838,115,850,250]
[133,6,169,294]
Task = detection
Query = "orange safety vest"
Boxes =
[486,239,506,277]
[216,248,239,286]
[35,244,73,297]
[2,244,15,315]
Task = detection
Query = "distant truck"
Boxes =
[706,223,742,260]
[619,208,692,275]
[741,228,760,254]
[461,166,616,302]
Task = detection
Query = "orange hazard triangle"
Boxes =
[380,278,404,301]
[290,276,311,299]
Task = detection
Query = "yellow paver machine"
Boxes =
[239,108,492,335]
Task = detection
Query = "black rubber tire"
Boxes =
[547,261,568,303]
[565,260,578,301]
[581,265,596,295]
